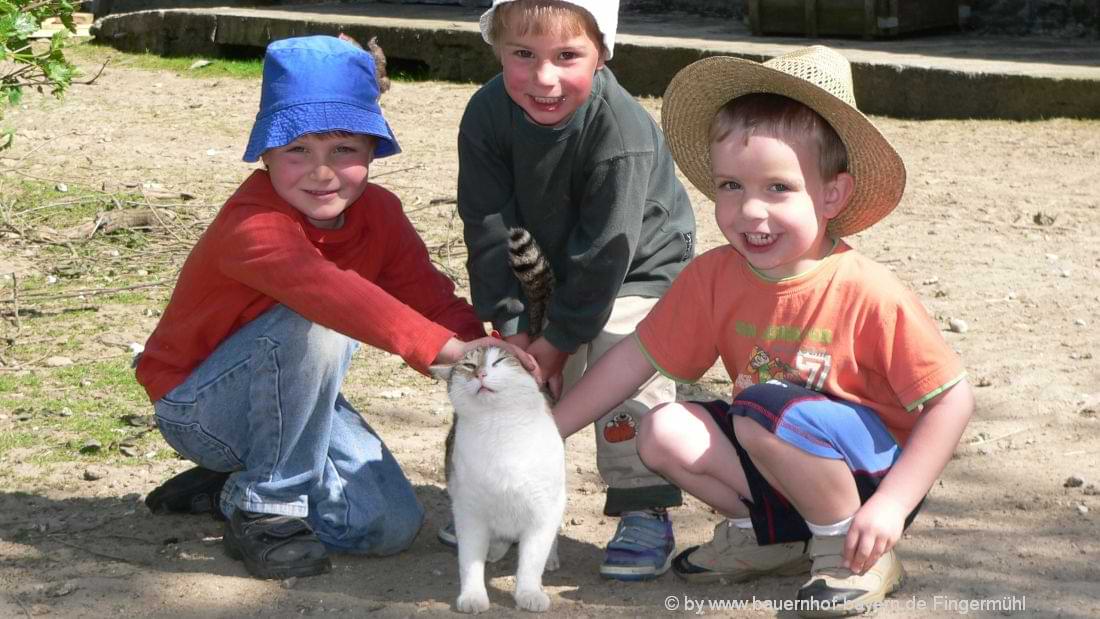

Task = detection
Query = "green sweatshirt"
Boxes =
[457,67,696,353]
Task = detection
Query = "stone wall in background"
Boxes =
[90,0,1098,37]
[966,0,1098,36]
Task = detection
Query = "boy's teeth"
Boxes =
[746,233,774,246]
[533,96,563,104]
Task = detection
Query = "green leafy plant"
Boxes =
[1,0,77,149]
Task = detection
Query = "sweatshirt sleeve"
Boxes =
[456,101,525,336]
[373,202,486,343]
[216,207,456,374]
[541,153,653,353]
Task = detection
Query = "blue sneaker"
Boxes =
[600,509,675,581]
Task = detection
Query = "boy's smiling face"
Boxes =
[711,130,852,279]
[498,16,605,127]
[262,133,376,229]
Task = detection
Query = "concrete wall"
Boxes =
[967,0,1099,36]
[91,0,1097,36]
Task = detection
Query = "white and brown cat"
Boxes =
[431,345,565,614]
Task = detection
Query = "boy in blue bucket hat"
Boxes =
[136,35,536,580]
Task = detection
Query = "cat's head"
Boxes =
[429,345,541,406]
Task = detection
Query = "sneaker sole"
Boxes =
[223,530,332,580]
[675,554,812,584]
[599,553,673,581]
[437,528,458,550]
[797,563,906,618]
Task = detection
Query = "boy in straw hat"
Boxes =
[452,0,696,580]
[554,46,974,615]
[135,35,534,580]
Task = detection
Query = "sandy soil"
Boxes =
[0,46,1098,618]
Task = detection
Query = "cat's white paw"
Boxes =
[514,588,550,613]
[456,590,491,614]
[487,539,510,563]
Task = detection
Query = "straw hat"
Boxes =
[661,46,905,237]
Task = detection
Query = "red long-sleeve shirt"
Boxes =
[136,170,484,402]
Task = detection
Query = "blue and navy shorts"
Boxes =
[700,380,923,546]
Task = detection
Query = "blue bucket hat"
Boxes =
[243,35,400,163]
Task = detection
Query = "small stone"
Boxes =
[1033,212,1056,226]
[570,517,583,526]
[189,59,213,70]
[1083,485,1099,496]
[1064,476,1085,488]
[282,577,298,589]
[1076,504,1089,515]
[44,356,74,367]
[55,183,68,193]
[44,581,77,597]
[377,389,404,400]
[83,468,107,481]
[1074,319,1087,327]
[79,439,102,454]
[948,318,969,333]
[58,407,72,417]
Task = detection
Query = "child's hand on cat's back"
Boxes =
[435,337,542,382]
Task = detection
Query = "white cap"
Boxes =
[479,0,620,60]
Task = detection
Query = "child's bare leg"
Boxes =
[637,402,751,518]
[731,416,859,524]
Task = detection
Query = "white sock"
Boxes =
[730,517,753,529]
[806,516,853,537]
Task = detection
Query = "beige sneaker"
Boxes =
[671,519,811,583]
[795,535,905,618]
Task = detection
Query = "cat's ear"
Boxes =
[428,364,453,381]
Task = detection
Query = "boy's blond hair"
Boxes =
[710,93,848,182]
[487,0,605,58]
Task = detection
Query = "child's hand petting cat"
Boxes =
[435,337,542,381]
[527,337,568,399]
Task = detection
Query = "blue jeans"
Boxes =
[152,305,424,555]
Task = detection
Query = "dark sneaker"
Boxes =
[795,534,905,618]
[223,510,332,580]
[437,520,457,549]
[600,509,675,581]
[673,519,810,582]
[145,466,230,519]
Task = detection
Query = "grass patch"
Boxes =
[0,359,166,465]
[65,40,264,81]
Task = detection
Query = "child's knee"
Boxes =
[265,307,355,369]
[319,501,425,556]
[637,403,692,471]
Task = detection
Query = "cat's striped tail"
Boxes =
[507,227,555,338]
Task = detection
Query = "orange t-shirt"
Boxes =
[136,171,485,402]
[636,243,965,445]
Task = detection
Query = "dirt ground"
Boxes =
[1,45,1098,618]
